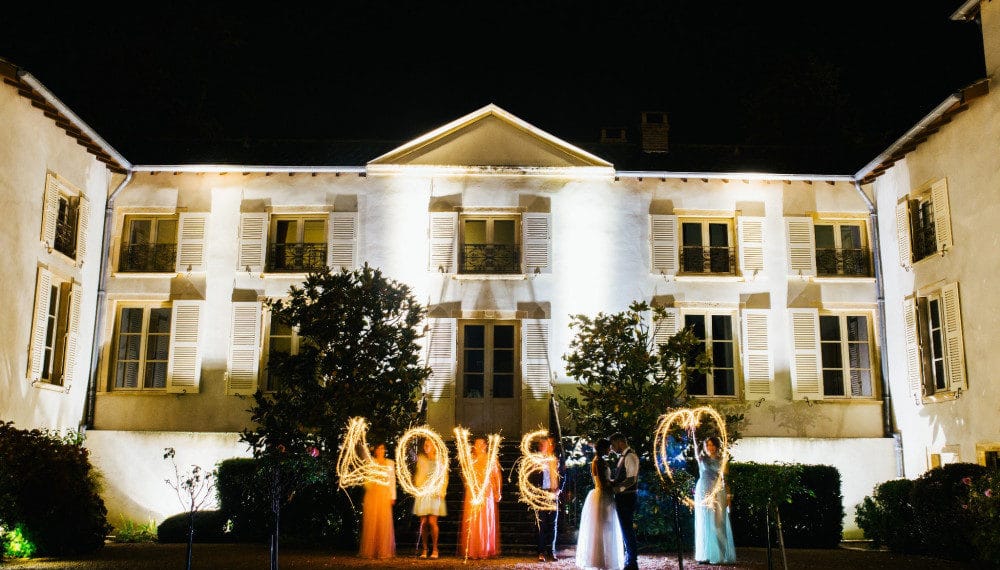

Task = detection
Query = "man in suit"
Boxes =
[611,432,639,570]
[534,436,560,562]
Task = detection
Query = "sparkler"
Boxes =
[653,406,729,507]
[336,417,392,488]
[515,429,559,511]
[395,425,449,498]
[453,427,502,507]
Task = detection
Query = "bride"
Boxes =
[575,438,626,570]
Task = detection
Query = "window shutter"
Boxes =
[76,195,90,265]
[785,217,816,276]
[895,200,912,268]
[166,301,203,393]
[652,308,679,355]
[328,212,358,271]
[27,268,53,381]
[226,302,262,395]
[428,213,457,273]
[902,297,923,404]
[788,308,823,400]
[522,319,550,399]
[61,282,83,389]
[176,213,208,272]
[523,213,552,274]
[650,214,678,276]
[737,217,765,276]
[742,309,773,400]
[931,179,953,251]
[425,318,456,400]
[238,213,269,273]
[41,175,60,245]
[941,283,967,391]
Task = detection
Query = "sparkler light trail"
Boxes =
[395,425,449,498]
[515,429,559,511]
[653,406,729,507]
[336,417,391,488]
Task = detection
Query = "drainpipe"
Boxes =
[852,180,904,477]
[81,169,133,430]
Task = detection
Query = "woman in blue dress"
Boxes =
[693,435,736,564]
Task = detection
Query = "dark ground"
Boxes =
[1,543,978,569]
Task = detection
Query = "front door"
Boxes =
[458,321,521,436]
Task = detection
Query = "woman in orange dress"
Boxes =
[458,437,502,559]
[358,442,396,559]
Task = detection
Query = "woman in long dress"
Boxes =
[575,438,626,570]
[358,442,396,559]
[413,437,448,559]
[693,435,736,565]
[458,437,502,559]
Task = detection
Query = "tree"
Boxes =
[240,263,430,554]
[163,447,216,570]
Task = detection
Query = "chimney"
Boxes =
[640,111,669,153]
[600,127,628,144]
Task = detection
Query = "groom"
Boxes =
[611,432,639,570]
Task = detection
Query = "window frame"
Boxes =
[109,302,173,391]
[261,307,303,393]
[909,194,937,263]
[119,215,179,273]
[677,217,736,276]
[457,319,519,400]
[458,214,521,275]
[817,312,877,399]
[681,311,738,398]
[38,276,73,386]
[266,215,328,273]
[813,219,872,277]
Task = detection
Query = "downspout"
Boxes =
[81,169,133,430]
[852,180,904,477]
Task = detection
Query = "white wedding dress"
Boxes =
[575,461,626,570]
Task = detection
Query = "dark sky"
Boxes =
[0,2,986,170]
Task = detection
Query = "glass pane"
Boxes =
[149,308,172,334]
[493,350,514,374]
[116,362,140,388]
[711,315,732,340]
[823,370,845,396]
[155,219,178,244]
[712,341,734,368]
[850,370,872,397]
[464,325,485,348]
[685,315,706,339]
[128,220,152,244]
[493,374,514,398]
[681,223,702,246]
[931,330,943,359]
[464,349,484,373]
[840,225,862,249]
[846,316,868,341]
[929,299,941,329]
[275,220,296,244]
[708,223,729,247]
[934,361,946,390]
[814,225,835,248]
[146,334,171,361]
[270,337,292,354]
[848,342,870,370]
[494,325,514,348]
[118,334,142,361]
[464,375,484,398]
[145,362,168,389]
[687,370,707,395]
[821,343,842,368]
[819,316,840,341]
[121,308,145,333]
[303,219,325,243]
[464,220,487,244]
[713,369,735,396]
[493,220,516,244]
[271,319,293,336]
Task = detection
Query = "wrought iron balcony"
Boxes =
[911,221,937,261]
[816,247,872,276]
[680,246,735,275]
[119,243,177,273]
[460,244,520,274]
[266,242,327,273]
[53,217,77,259]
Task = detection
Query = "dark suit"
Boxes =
[613,447,639,570]
[531,453,560,559]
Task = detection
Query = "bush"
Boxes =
[112,517,157,543]
[0,422,110,556]
[216,458,271,541]
[910,462,988,562]
[855,478,918,551]
[969,470,1000,565]
[157,511,231,543]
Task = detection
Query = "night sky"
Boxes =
[0,1,986,171]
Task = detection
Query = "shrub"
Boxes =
[0,422,110,556]
[910,462,988,562]
[855,478,918,551]
[780,465,844,548]
[968,470,1000,566]
[113,517,157,543]
[217,458,271,541]
[157,511,231,543]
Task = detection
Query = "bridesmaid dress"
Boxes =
[358,459,396,559]
[693,453,736,564]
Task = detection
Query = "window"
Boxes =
[461,322,516,399]
[42,173,89,263]
[819,314,874,397]
[679,220,734,275]
[53,195,80,258]
[684,314,736,397]
[814,222,870,276]
[459,216,520,274]
[897,178,953,266]
[268,216,327,272]
[112,305,172,389]
[28,269,81,387]
[263,312,302,392]
[904,283,966,401]
[119,217,178,272]
[911,197,937,262]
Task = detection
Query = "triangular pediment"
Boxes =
[367,104,613,173]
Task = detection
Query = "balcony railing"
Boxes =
[119,243,177,273]
[53,217,77,259]
[816,247,871,276]
[911,221,937,261]
[460,244,520,274]
[266,242,327,273]
[680,246,736,275]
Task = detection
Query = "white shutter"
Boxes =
[650,214,678,276]
[652,308,679,355]
[931,179,953,251]
[41,175,60,245]
[76,196,90,265]
[522,319,550,399]
[28,268,53,381]
[523,213,552,274]
[742,309,773,400]
[176,213,208,272]
[226,302,262,395]
[941,283,967,391]
[166,301,203,393]
[328,212,358,271]
[895,199,912,268]
[902,297,923,403]
[425,318,456,400]
[737,217,765,276]
[788,308,823,400]
[785,217,816,276]
[428,213,457,273]
[238,213,268,273]
[61,282,83,389]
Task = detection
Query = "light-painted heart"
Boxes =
[653,406,730,507]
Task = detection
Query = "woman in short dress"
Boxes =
[413,437,448,559]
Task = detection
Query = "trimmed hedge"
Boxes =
[157,511,232,543]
